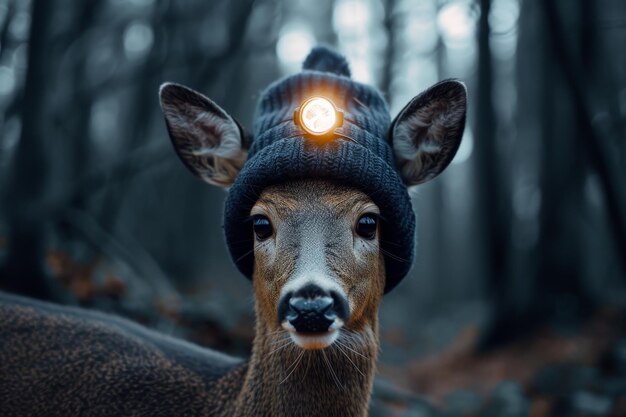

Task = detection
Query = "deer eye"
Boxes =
[253,215,273,241]
[356,214,377,240]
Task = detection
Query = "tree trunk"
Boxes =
[0,0,56,299]
[474,0,513,348]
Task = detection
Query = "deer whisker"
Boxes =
[321,349,344,390]
[279,350,306,385]
[337,333,370,360]
[334,343,366,378]
[267,339,293,356]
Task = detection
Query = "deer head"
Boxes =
[159,77,466,353]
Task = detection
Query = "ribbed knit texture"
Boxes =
[224,47,415,293]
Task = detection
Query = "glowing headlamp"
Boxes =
[294,97,344,138]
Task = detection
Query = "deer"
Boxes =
[0,47,466,416]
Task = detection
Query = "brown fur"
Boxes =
[236,180,385,416]
[159,83,248,187]
[391,80,467,186]
[0,76,467,415]
[0,181,385,417]
[0,292,246,416]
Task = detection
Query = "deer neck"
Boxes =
[233,316,379,417]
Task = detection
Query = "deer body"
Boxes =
[1,181,382,417]
[0,291,245,416]
[0,47,466,416]
[0,284,375,417]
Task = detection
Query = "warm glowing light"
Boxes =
[299,97,337,135]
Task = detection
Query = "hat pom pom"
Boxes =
[302,46,351,78]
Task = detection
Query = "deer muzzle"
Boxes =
[277,284,349,348]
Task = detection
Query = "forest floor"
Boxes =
[375,308,626,417]
[35,250,626,416]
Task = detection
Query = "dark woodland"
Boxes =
[1,0,625,415]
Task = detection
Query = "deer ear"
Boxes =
[159,82,248,188]
[390,80,467,186]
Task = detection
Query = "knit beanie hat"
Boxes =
[224,47,415,293]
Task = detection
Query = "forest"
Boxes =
[0,0,625,415]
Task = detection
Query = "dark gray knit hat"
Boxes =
[224,47,415,293]
[161,46,467,295]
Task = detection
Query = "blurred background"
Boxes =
[1,0,625,415]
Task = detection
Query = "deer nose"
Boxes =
[287,296,334,333]
[278,284,349,334]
